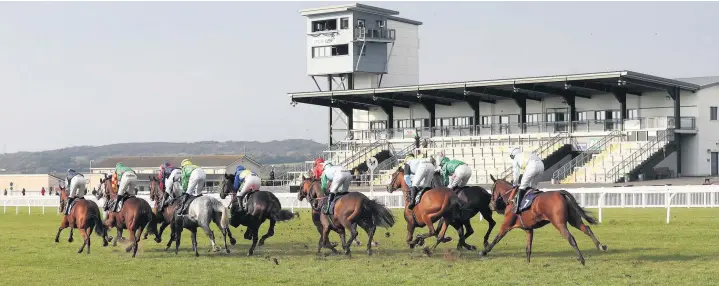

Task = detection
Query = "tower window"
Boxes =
[311,19,337,32]
[340,18,349,29]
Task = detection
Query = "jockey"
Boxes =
[510,148,545,214]
[436,156,472,191]
[158,162,181,198]
[112,162,138,212]
[233,165,262,211]
[312,158,325,180]
[176,159,207,217]
[403,155,434,210]
[320,162,351,212]
[63,169,87,215]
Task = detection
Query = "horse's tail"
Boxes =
[271,208,296,222]
[92,206,107,237]
[364,199,395,228]
[559,190,598,225]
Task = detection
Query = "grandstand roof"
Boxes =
[289,70,701,110]
[92,155,261,169]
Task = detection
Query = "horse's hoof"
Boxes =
[601,245,608,251]
[68,238,73,243]
[468,245,477,251]
[103,242,109,247]
[367,250,373,256]
[247,252,254,256]
[154,237,162,243]
[225,249,231,254]
[579,258,585,266]
[345,251,351,258]
[195,253,199,257]
[230,238,237,246]
[258,241,265,247]
[443,237,452,243]
[355,240,361,246]
[480,251,488,256]
[54,239,59,243]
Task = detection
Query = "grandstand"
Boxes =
[283,3,719,189]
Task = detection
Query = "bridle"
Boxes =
[298,178,323,212]
[491,179,515,208]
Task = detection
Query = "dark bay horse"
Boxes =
[220,174,297,256]
[98,176,158,258]
[298,176,395,256]
[428,173,497,251]
[387,167,459,250]
[55,188,108,254]
[481,175,607,265]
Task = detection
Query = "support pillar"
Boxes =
[612,88,627,130]
[560,94,577,132]
[422,102,436,137]
[380,104,394,139]
[514,95,527,134]
[669,86,682,176]
[327,75,333,147]
[469,100,480,135]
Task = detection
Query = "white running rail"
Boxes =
[4,185,719,224]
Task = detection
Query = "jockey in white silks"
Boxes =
[63,169,87,215]
[320,162,351,212]
[510,148,545,214]
[403,155,435,210]
[165,168,183,198]
[233,165,262,211]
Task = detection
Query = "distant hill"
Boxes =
[0,139,326,174]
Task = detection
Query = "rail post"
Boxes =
[598,192,607,223]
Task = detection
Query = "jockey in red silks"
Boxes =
[312,158,325,180]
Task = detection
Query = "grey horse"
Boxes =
[164,195,231,256]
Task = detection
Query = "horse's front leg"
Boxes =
[480,215,516,256]
[55,217,70,243]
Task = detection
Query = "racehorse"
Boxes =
[219,174,297,256]
[97,176,158,258]
[298,176,395,256]
[428,173,496,251]
[148,176,231,256]
[55,187,108,254]
[481,175,608,265]
[387,167,459,250]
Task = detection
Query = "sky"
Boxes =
[0,1,718,153]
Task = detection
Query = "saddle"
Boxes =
[179,194,203,215]
[517,188,544,213]
[65,197,84,215]
[409,187,432,207]
[115,194,135,212]
[322,191,349,215]
[235,191,258,213]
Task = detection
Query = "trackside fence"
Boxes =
[3,185,719,224]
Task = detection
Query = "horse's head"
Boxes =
[148,175,162,205]
[386,166,406,193]
[297,174,314,202]
[489,174,516,214]
[58,186,69,213]
[96,175,114,200]
[220,173,235,200]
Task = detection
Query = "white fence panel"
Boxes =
[3,185,719,223]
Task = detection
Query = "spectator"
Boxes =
[22,188,26,196]
[49,188,53,196]
[3,189,6,196]
[354,168,360,186]
[41,187,46,196]
[269,167,275,186]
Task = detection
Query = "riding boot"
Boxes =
[325,193,334,214]
[175,194,188,218]
[408,187,418,210]
[513,188,526,214]
[65,198,73,215]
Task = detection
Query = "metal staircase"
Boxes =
[552,130,623,183]
[498,132,574,180]
[605,129,675,183]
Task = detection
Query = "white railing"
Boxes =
[4,185,719,224]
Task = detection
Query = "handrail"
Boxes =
[338,140,390,169]
[552,130,623,180]
[499,132,571,180]
[605,129,674,183]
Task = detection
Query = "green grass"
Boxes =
[1,207,718,285]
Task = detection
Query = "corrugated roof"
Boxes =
[673,76,719,88]
[92,155,261,169]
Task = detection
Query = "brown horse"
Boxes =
[146,176,179,245]
[55,188,108,254]
[481,175,607,265]
[298,176,395,256]
[387,167,460,250]
[97,176,158,258]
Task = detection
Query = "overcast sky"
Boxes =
[1,1,718,153]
